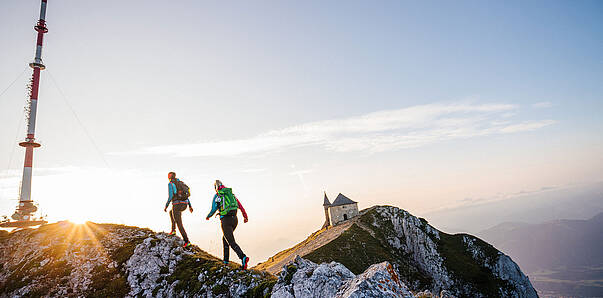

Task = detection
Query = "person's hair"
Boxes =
[168,172,176,180]
[214,179,223,190]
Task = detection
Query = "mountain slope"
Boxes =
[257,205,537,297]
[478,212,603,297]
[0,221,275,297]
[0,220,465,298]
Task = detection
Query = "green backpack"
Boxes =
[218,188,238,215]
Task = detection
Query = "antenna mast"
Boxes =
[1,0,49,229]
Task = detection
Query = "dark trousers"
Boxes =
[221,214,245,262]
[170,203,189,243]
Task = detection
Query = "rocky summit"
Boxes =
[0,222,275,297]
[0,206,539,297]
[258,206,539,298]
[0,220,452,298]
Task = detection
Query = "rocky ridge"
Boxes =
[259,206,539,297]
[271,256,419,298]
[0,221,274,297]
[1,220,455,297]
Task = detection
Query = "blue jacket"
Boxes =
[206,194,222,218]
[165,179,192,208]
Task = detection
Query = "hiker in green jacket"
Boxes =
[206,180,250,269]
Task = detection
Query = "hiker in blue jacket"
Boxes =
[164,172,193,247]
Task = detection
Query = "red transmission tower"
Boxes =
[1,0,49,228]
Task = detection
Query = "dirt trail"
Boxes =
[254,213,364,275]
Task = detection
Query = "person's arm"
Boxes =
[186,198,193,212]
[235,196,248,222]
[206,194,219,219]
[164,182,175,210]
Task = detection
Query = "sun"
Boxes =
[68,215,88,225]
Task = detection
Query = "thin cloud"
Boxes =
[499,120,557,133]
[532,101,553,108]
[122,102,555,157]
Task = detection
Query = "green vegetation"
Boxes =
[245,278,278,298]
[1,209,522,297]
[27,285,52,298]
[86,265,129,298]
[305,223,393,274]
[167,247,220,293]
[304,221,432,289]
[304,206,519,296]
[110,237,146,269]
[0,256,73,295]
[437,232,512,297]
[0,222,148,297]
[0,258,38,294]
[0,222,275,297]
[283,264,297,284]
[166,246,276,296]
[212,283,229,295]
[419,217,428,226]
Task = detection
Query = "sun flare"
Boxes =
[68,217,88,225]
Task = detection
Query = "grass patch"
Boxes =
[110,237,146,269]
[27,285,52,298]
[46,260,72,279]
[212,283,229,295]
[167,248,225,294]
[166,246,276,296]
[89,275,129,298]
[0,257,39,293]
[437,233,512,297]
[86,265,130,298]
[306,208,433,290]
[245,277,277,298]
[305,223,393,274]
[283,264,297,284]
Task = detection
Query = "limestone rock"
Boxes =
[336,262,415,298]
[272,256,419,298]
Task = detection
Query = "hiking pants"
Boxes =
[170,203,189,243]
[221,214,246,262]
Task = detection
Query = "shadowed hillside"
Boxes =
[257,206,538,297]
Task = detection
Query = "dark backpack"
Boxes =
[174,180,190,200]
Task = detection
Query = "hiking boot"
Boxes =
[182,241,191,248]
[242,256,249,270]
[169,230,176,236]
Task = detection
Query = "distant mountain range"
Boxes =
[478,213,603,297]
[423,181,603,234]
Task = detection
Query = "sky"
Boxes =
[1,0,602,265]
